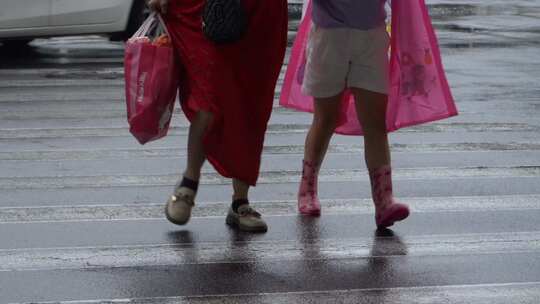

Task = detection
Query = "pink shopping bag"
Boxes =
[124,13,179,144]
[280,0,458,135]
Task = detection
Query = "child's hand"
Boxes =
[147,0,169,15]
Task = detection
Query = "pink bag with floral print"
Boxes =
[280,0,458,135]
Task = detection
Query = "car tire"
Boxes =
[110,0,149,41]
[1,39,33,49]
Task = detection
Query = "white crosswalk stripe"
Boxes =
[1,231,539,271]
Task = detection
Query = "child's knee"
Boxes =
[362,121,387,137]
[313,112,338,131]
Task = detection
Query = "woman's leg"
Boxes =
[232,179,249,201]
[298,93,343,215]
[184,111,213,181]
[352,88,409,228]
[227,178,267,232]
[165,111,213,226]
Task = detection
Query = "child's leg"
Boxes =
[304,93,343,164]
[352,88,409,228]
[299,23,350,215]
[350,88,390,171]
[298,93,343,216]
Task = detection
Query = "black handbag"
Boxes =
[202,0,248,44]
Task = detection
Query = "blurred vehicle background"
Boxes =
[0,0,148,47]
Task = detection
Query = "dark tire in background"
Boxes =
[110,0,149,41]
[1,39,33,49]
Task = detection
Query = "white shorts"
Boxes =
[302,23,390,98]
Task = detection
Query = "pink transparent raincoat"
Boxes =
[280,0,458,135]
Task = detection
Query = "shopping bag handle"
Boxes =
[131,12,172,39]
[156,13,172,37]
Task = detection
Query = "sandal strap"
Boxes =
[171,193,195,206]
[238,205,261,217]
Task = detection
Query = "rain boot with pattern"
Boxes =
[369,165,410,228]
[298,160,321,216]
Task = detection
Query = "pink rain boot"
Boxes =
[298,160,321,216]
[369,165,410,228]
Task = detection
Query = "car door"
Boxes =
[0,0,51,30]
[50,0,132,26]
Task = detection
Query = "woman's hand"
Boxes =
[148,0,169,15]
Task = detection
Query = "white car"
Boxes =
[0,0,148,46]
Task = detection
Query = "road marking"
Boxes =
[1,231,539,271]
[1,122,539,139]
[1,195,539,223]
[1,144,540,161]
[1,166,539,190]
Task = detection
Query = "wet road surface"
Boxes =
[1,0,540,303]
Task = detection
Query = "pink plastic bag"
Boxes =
[280,0,458,135]
[124,13,179,144]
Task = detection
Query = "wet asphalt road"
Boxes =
[1,1,540,303]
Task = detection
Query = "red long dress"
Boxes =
[165,0,288,185]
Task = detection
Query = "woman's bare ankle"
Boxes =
[183,170,200,182]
